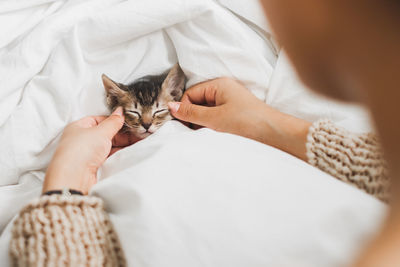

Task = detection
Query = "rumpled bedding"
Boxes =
[0,0,385,266]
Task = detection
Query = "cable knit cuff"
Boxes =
[10,195,126,267]
[306,119,390,202]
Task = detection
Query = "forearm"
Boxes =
[10,195,125,267]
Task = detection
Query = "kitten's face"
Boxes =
[102,64,186,139]
[122,100,172,139]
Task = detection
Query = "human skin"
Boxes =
[43,107,139,194]
[168,78,311,161]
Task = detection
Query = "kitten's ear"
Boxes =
[161,63,186,101]
[102,74,127,107]
[102,74,126,97]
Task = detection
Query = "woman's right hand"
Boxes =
[168,78,311,160]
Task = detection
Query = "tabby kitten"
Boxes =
[102,63,186,139]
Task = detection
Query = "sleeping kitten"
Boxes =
[102,63,186,139]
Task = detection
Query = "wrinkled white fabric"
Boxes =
[94,121,385,267]
[0,0,384,266]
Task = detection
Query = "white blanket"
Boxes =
[0,0,385,266]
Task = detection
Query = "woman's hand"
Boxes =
[168,78,311,160]
[43,107,139,195]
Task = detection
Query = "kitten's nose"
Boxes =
[142,123,151,130]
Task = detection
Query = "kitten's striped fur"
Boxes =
[102,63,186,138]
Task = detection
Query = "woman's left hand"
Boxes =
[43,107,138,195]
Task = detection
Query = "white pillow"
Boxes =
[94,121,386,267]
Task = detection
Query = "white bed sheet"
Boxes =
[0,0,385,266]
[0,0,276,228]
[92,121,385,267]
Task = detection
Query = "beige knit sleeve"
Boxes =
[10,195,126,267]
[306,119,390,202]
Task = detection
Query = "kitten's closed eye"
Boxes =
[153,109,168,118]
[126,110,141,118]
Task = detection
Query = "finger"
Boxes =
[91,116,108,125]
[112,132,141,147]
[180,94,192,104]
[71,116,107,129]
[168,101,216,127]
[97,107,125,139]
[183,81,219,106]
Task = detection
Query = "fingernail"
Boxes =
[168,102,181,113]
[113,107,123,117]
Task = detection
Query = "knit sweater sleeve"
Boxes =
[306,119,390,202]
[9,195,126,267]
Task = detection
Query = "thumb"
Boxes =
[98,107,125,139]
[168,101,215,127]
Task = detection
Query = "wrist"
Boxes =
[43,154,95,194]
[43,188,84,196]
[258,105,311,161]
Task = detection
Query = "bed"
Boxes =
[0,0,386,266]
